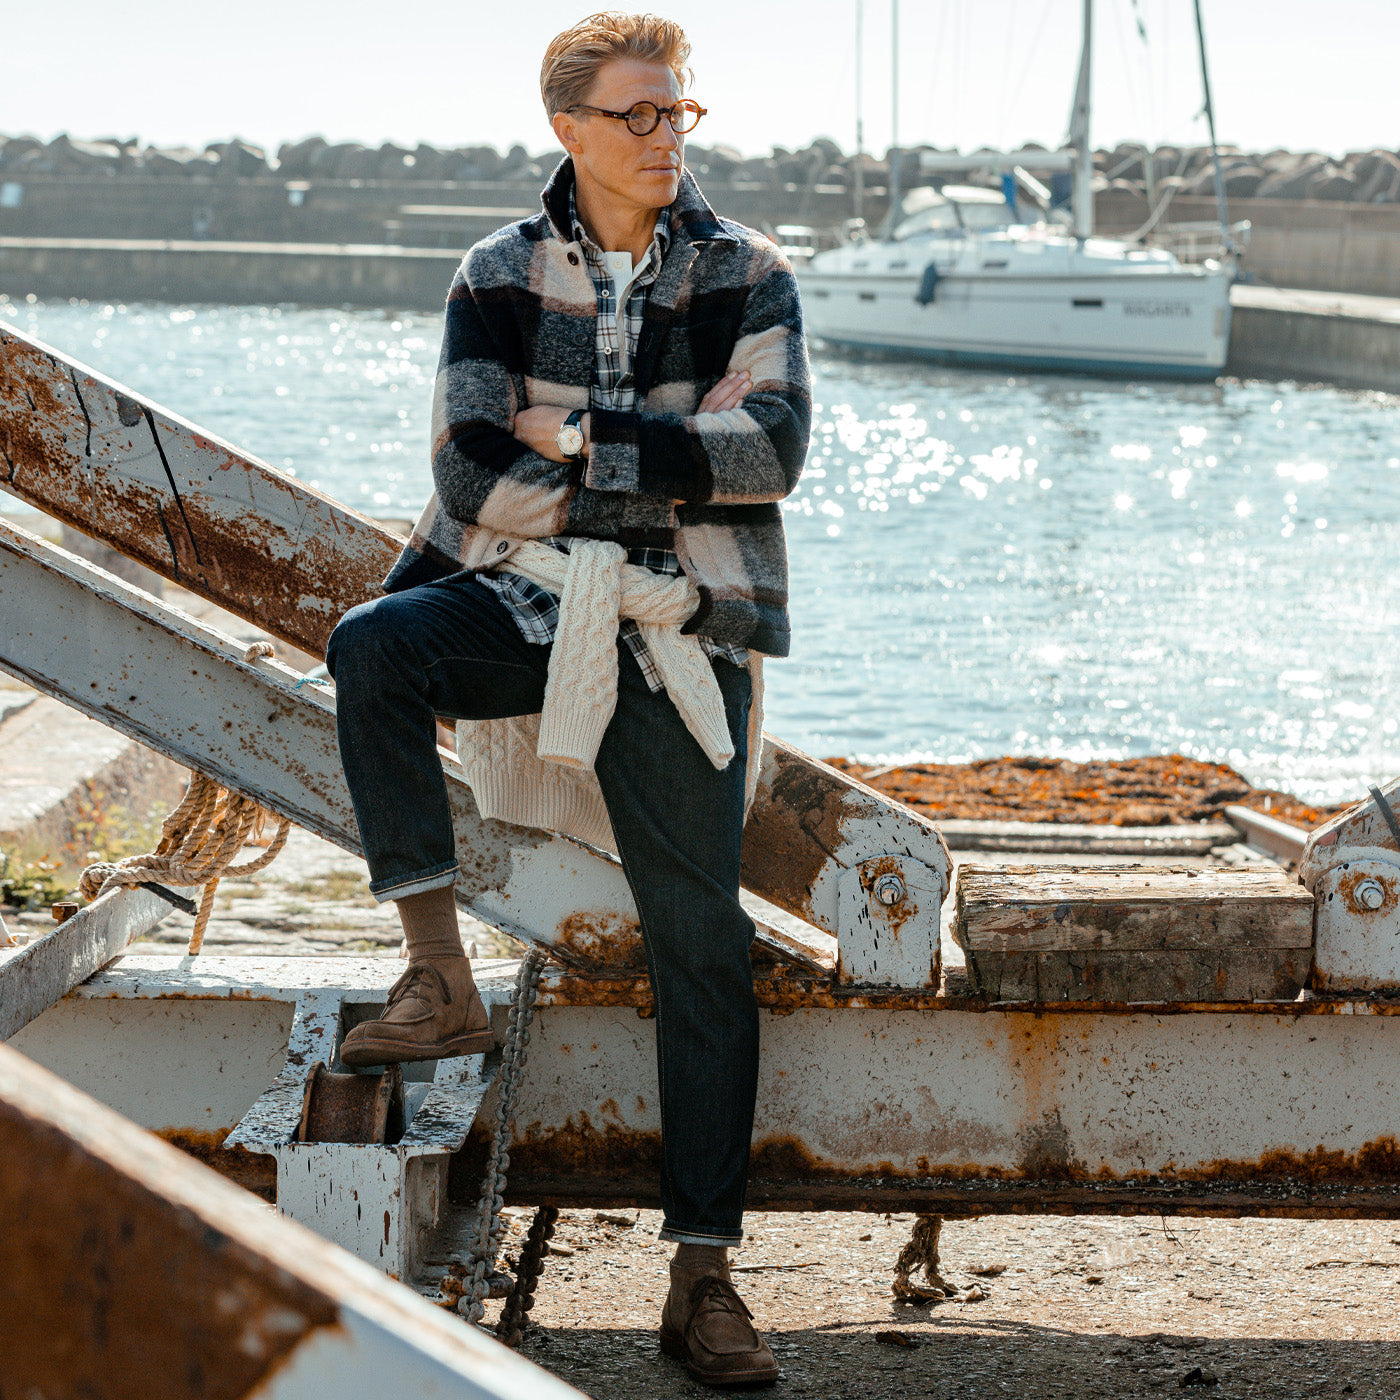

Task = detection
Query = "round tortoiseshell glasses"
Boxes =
[566,99,707,136]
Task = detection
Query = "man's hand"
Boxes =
[512,405,586,462]
[513,370,749,461]
[697,370,751,414]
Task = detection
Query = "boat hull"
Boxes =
[799,266,1234,379]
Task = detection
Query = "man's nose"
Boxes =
[652,120,681,155]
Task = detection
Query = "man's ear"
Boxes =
[552,110,583,156]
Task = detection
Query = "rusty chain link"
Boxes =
[458,947,549,1329]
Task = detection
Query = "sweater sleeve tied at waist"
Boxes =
[501,539,735,774]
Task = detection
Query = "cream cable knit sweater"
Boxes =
[454,540,764,854]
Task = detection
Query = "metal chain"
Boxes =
[458,947,548,1327]
[495,1204,560,1347]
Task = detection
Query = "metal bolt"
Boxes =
[50,901,79,923]
[874,874,905,907]
[1357,879,1386,911]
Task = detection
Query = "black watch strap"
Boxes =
[560,409,586,460]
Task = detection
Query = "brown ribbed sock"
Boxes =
[395,885,467,963]
[672,1242,730,1281]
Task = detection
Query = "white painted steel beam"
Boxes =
[0,322,952,981]
[225,977,510,1279]
[0,516,745,965]
[0,1039,583,1399]
[1223,804,1308,862]
[0,513,915,979]
[0,884,190,1039]
[19,955,1400,1219]
[1301,778,1400,992]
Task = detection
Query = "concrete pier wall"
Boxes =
[5,175,1400,296]
[1226,288,1400,393]
[1096,192,1400,299]
[0,237,461,310]
[4,241,1400,395]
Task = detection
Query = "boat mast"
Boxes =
[854,0,865,226]
[1192,0,1238,255]
[1069,0,1092,238]
[1068,0,1094,240]
[889,0,901,221]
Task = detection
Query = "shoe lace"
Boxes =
[688,1274,755,1322]
[385,961,451,1009]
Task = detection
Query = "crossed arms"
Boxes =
[428,246,812,539]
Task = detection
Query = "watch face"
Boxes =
[558,424,585,456]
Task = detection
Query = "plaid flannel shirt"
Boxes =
[479,188,748,690]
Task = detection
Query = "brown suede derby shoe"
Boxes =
[340,960,494,1067]
[660,1273,779,1387]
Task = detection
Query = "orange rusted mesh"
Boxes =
[822,754,1348,829]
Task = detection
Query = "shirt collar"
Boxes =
[567,183,671,266]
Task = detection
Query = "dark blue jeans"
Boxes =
[326,572,759,1245]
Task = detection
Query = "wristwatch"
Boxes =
[555,409,586,461]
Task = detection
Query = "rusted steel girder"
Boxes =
[0,322,951,954]
[0,1040,582,1399]
[1300,777,1400,992]
[0,517,817,971]
[21,956,1400,1221]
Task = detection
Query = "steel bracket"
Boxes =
[836,854,946,989]
[1301,776,1400,991]
[226,985,505,1280]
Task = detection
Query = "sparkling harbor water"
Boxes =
[4,295,1398,806]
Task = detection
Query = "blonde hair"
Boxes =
[540,12,692,118]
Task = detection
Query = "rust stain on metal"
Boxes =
[1,333,394,659]
[156,1127,277,1201]
[1337,868,1399,917]
[862,854,918,936]
[538,970,1400,1016]
[462,1108,1400,1214]
[0,1046,339,1400]
[0,341,74,491]
[1168,1138,1400,1185]
[449,1115,1400,1218]
[553,912,646,971]
[740,746,849,920]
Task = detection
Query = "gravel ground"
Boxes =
[462,1207,1400,1399]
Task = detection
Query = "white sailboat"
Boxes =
[798,0,1237,380]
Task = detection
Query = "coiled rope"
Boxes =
[80,769,290,954]
[79,643,291,955]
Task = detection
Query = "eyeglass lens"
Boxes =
[626,101,702,135]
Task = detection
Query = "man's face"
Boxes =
[556,57,684,216]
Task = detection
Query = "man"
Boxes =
[326,11,809,1387]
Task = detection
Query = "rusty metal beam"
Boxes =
[0,884,187,1040]
[0,1040,582,1398]
[0,517,825,973]
[0,515,640,960]
[24,955,1400,1222]
[0,321,951,949]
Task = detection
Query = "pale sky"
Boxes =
[2,0,1394,163]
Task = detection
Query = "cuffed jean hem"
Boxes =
[368,862,459,905]
[658,1223,744,1246]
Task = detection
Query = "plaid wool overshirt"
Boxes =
[385,158,811,662]
[478,188,747,689]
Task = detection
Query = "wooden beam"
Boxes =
[954,863,1315,1002]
